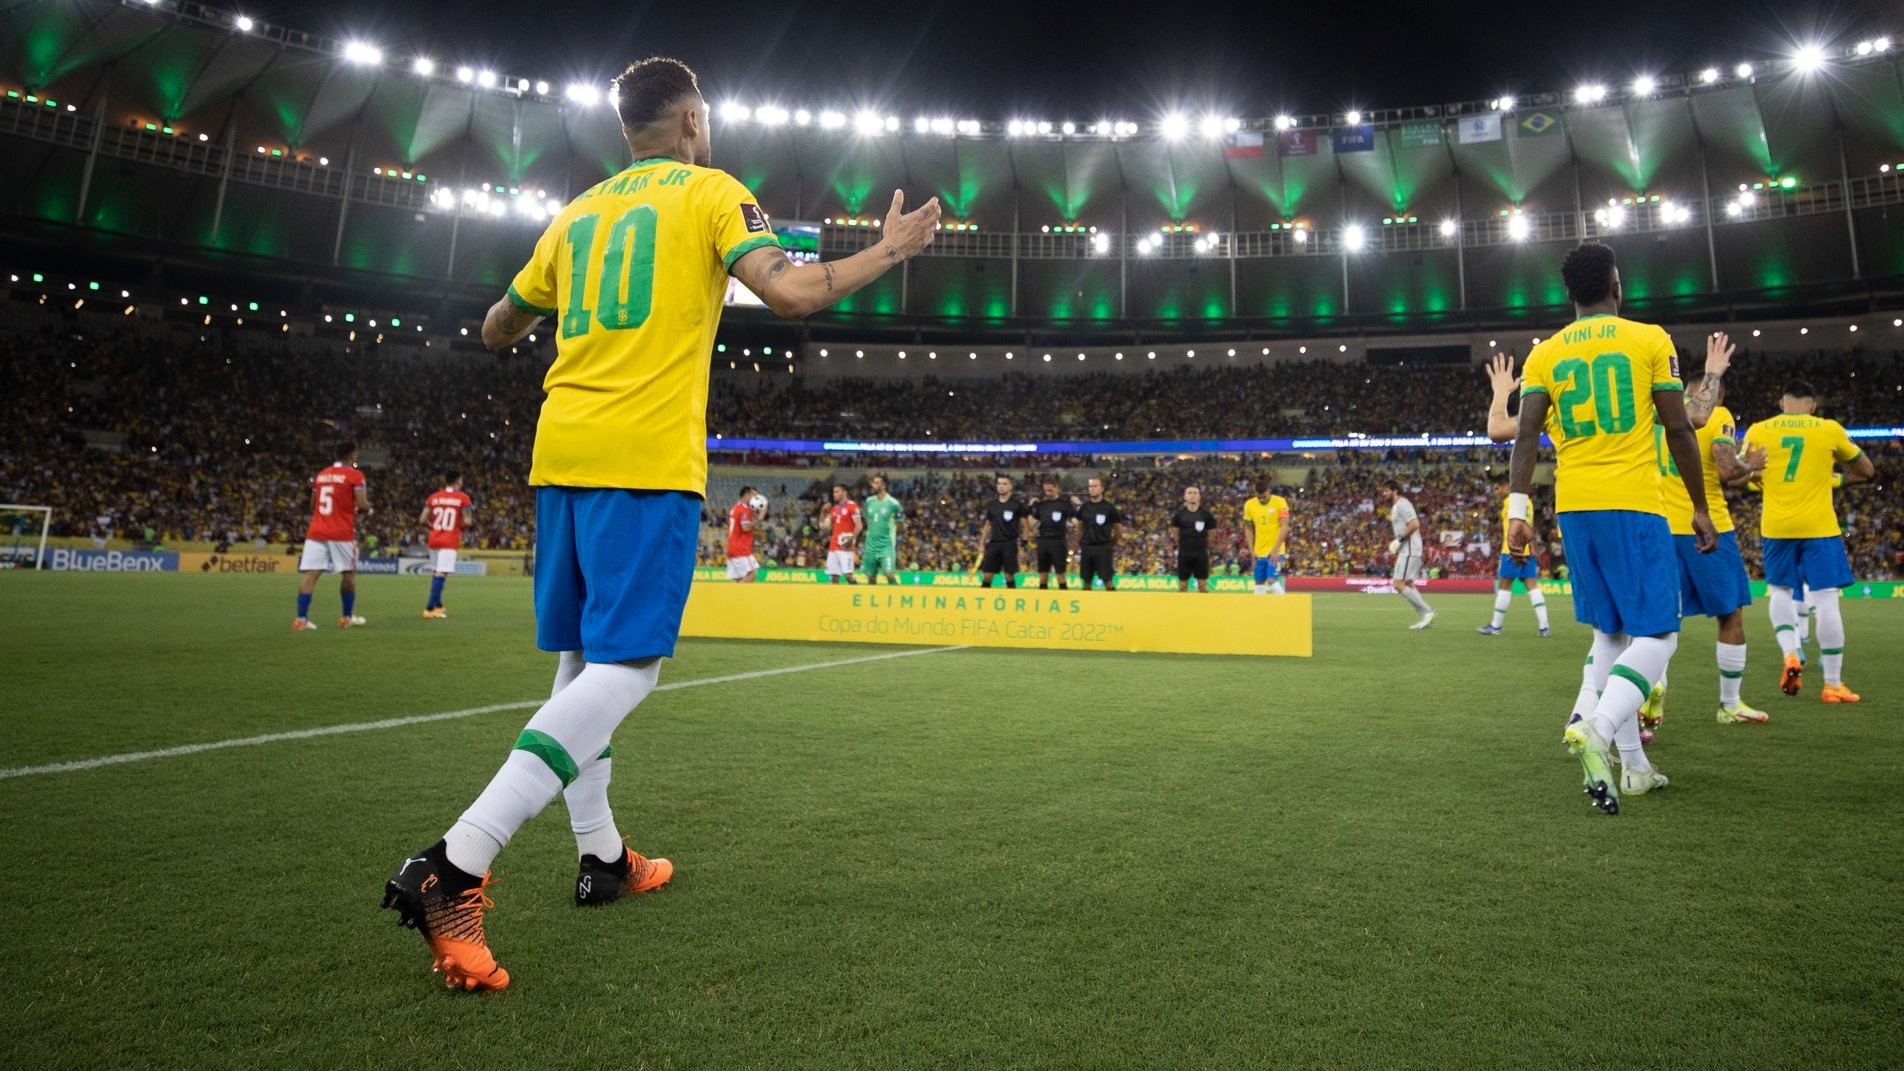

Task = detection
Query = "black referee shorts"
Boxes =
[980,542,1020,576]
[1176,551,1210,581]
[1079,545,1115,587]
[1035,539,1067,573]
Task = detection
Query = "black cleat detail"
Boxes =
[575,852,631,907]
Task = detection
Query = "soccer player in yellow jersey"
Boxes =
[383,57,941,991]
[1476,473,1552,636]
[1508,242,1715,816]
[1242,479,1289,595]
[1741,380,1875,703]
[1648,335,1770,725]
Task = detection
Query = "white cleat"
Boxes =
[1620,765,1670,796]
[1408,611,1437,630]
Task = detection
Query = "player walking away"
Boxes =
[861,474,903,585]
[382,56,941,992]
[419,473,472,619]
[1637,334,1771,727]
[1476,474,1551,636]
[823,484,862,585]
[725,485,761,583]
[978,474,1027,588]
[1170,485,1216,593]
[1742,379,1875,703]
[1242,479,1289,595]
[1030,477,1077,590]
[1076,476,1122,591]
[294,441,371,631]
[1379,481,1435,628]
[1508,240,1715,816]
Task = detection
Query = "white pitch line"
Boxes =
[0,645,968,781]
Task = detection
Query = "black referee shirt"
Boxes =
[985,496,1028,545]
[1170,506,1216,554]
[1033,498,1076,541]
[1078,500,1123,545]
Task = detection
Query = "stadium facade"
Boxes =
[3,0,1903,344]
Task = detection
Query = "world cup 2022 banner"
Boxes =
[680,583,1313,657]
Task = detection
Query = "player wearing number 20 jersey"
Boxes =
[420,473,472,618]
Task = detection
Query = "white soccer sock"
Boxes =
[1801,588,1816,644]
[1569,631,1627,725]
[1490,590,1511,629]
[1272,579,1285,595]
[1768,586,1803,658]
[551,649,585,697]
[1717,642,1747,708]
[1529,590,1551,630]
[445,659,661,875]
[1401,586,1433,615]
[1254,583,1268,595]
[564,756,623,861]
[1591,634,1676,770]
[1812,588,1846,685]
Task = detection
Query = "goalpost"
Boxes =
[0,505,52,571]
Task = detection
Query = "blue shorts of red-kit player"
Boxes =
[1253,557,1280,583]
[1496,554,1539,582]
[1556,510,1681,638]
[1761,536,1854,593]
[534,487,701,663]
[1674,530,1753,618]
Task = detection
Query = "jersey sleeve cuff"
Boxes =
[722,235,782,271]
[1652,382,1685,392]
[506,284,556,317]
[1518,385,1548,397]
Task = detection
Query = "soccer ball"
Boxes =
[750,493,768,513]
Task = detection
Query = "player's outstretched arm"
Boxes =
[1484,353,1521,444]
[733,190,940,320]
[1657,390,1716,551]
[1723,442,1767,487]
[1505,393,1549,560]
[1684,331,1735,429]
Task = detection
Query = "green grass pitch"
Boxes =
[1,573,1899,1069]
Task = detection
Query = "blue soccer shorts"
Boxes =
[1556,510,1680,637]
[533,487,701,663]
[1761,536,1853,593]
[1253,557,1280,583]
[1675,530,1753,618]
[1496,554,1539,582]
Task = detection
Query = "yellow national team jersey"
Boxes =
[1242,495,1289,556]
[1742,414,1862,538]
[1654,404,1737,535]
[1519,314,1682,515]
[508,158,781,493]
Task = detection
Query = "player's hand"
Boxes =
[1704,332,1735,376]
[1485,353,1520,398]
[1506,518,1536,563]
[1739,442,1767,476]
[878,189,941,262]
[1387,539,1401,555]
[1691,510,1718,554]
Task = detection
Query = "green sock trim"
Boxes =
[1610,664,1653,696]
[598,745,613,760]
[1718,669,1744,679]
[1774,624,1795,634]
[1820,647,1844,656]
[514,728,580,786]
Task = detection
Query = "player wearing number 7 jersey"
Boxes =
[294,441,371,631]
[382,56,941,992]
[1741,380,1876,703]
[419,472,472,619]
[1508,242,1715,816]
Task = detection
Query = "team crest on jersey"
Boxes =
[1095,513,1106,525]
[1003,510,1014,521]
[1051,510,1063,521]
[740,203,770,233]
[1194,521,1206,532]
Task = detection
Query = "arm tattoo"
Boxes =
[1712,439,1746,481]
[822,263,836,292]
[1684,373,1721,422]
[753,254,791,291]
[881,242,901,262]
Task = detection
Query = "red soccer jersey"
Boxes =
[426,489,472,550]
[829,501,860,552]
[727,502,755,558]
[306,463,366,541]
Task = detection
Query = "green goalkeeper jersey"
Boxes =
[862,494,902,545]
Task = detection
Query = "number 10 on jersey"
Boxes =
[561,205,658,339]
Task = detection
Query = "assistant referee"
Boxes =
[1076,475,1123,591]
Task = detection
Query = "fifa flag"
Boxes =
[1458,113,1503,144]
[1279,129,1318,157]
[1223,130,1265,160]
[1332,125,1377,153]
[1399,120,1442,148]
[1518,111,1563,137]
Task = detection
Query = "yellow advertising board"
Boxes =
[681,583,1311,657]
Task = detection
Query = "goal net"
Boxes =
[0,505,52,570]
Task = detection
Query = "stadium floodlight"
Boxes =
[1439,219,1457,237]
[1342,224,1366,251]
[1793,43,1827,73]
[930,117,954,135]
[1197,115,1224,139]
[1725,201,1744,217]
[1632,75,1656,95]
[758,105,790,126]
[534,80,550,96]
[1507,214,1531,241]
[720,101,751,123]
[413,57,435,76]
[818,110,845,130]
[885,115,900,132]
[1292,226,1309,244]
[455,66,475,83]
[1274,115,1294,131]
[565,83,601,106]
[1575,83,1607,103]
[1876,36,1893,52]
[342,42,383,66]
[1060,121,1076,135]
[1344,110,1362,125]
[477,70,497,88]
[956,119,979,135]
[1161,112,1190,140]
[1493,95,1516,111]
[853,109,883,135]
[1700,67,1720,84]
[1736,62,1754,78]
[795,109,812,126]
[1007,120,1025,136]
[234,15,254,31]
[913,116,930,134]
[516,78,530,92]
[1091,233,1111,254]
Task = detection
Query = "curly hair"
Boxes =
[1560,241,1618,306]
[612,57,700,130]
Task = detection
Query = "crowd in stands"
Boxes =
[4,299,1900,580]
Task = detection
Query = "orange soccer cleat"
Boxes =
[575,847,674,906]
[383,844,510,992]
[1779,653,1803,697]
[292,619,318,632]
[421,608,447,619]
[1821,683,1861,704]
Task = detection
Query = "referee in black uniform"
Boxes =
[1031,476,1077,590]
[1170,484,1217,593]
[978,474,1027,589]
[1076,475,1123,591]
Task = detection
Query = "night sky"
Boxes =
[235,0,1894,116]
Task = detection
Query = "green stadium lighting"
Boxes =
[1780,176,1798,189]
[144,122,158,131]
[88,282,98,290]
[390,317,401,327]
[197,296,208,305]
[248,302,259,311]
[31,273,43,283]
